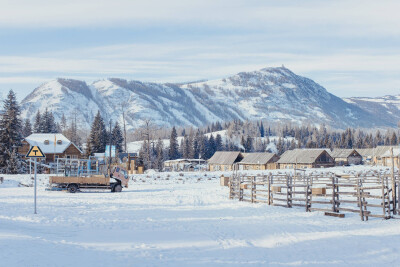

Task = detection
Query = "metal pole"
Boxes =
[34,158,37,214]
[109,119,112,176]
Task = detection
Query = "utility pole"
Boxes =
[109,119,112,176]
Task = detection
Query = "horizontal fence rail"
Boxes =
[228,170,400,221]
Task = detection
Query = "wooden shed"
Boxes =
[330,149,362,166]
[277,149,335,169]
[237,153,279,170]
[208,151,244,171]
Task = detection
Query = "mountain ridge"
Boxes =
[20,67,397,130]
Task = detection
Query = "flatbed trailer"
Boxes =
[49,175,124,193]
[49,166,130,193]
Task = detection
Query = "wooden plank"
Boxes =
[310,200,332,204]
[310,207,332,212]
[271,203,289,208]
[324,212,345,218]
[337,207,361,213]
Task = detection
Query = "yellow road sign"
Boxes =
[26,146,46,158]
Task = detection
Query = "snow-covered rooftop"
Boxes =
[24,133,80,154]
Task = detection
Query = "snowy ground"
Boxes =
[1,167,400,266]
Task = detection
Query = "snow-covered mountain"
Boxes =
[20,67,395,130]
[344,95,400,127]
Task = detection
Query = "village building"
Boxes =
[330,149,362,166]
[237,152,279,170]
[357,146,396,165]
[277,149,335,169]
[381,148,400,168]
[163,159,207,172]
[208,151,244,171]
[18,133,83,164]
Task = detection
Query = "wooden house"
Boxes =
[237,153,279,170]
[18,133,82,163]
[357,146,396,165]
[381,148,400,168]
[208,151,244,171]
[163,159,207,172]
[330,149,362,166]
[277,149,335,169]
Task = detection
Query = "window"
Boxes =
[57,140,62,145]
[44,140,49,145]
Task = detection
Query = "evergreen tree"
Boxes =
[260,121,265,137]
[0,90,24,173]
[215,134,223,151]
[112,122,124,152]
[33,111,41,133]
[169,126,179,160]
[192,130,200,159]
[155,138,164,171]
[207,134,216,158]
[245,135,253,152]
[22,118,32,137]
[88,111,107,154]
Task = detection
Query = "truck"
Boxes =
[49,166,129,193]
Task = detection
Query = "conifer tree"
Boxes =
[22,118,32,137]
[169,126,179,160]
[88,111,107,154]
[112,122,124,153]
[155,138,164,171]
[215,134,223,151]
[33,111,41,133]
[260,121,265,137]
[0,90,24,173]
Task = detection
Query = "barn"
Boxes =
[208,151,244,171]
[330,149,362,166]
[18,133,83,163]
[237,153,279,170]
[277,149,335,169]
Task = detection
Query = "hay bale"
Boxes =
[312,187,326,195]
[271,186,281,193]
[220,175,229,186]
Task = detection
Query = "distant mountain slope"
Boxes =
[20,67,395,130]
[344,95,400,126]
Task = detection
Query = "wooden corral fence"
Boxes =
[229,171,400,221]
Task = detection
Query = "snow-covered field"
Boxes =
[1,167,400,266]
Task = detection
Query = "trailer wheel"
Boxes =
[114,184,122,192]
[68,184,78,193]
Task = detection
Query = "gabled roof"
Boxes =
[330,149,361,158]
[239,153,278,165]
[277,149,331,164]
[208,151,243,165]
[24,133,82,154]
[382,147,400,158]
[357,146,396,158]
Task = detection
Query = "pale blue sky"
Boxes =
[1,0,400,100]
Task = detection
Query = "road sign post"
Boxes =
[26,145,45,214]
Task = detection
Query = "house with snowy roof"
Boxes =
[277,149,334,169]
[237,152,279,170]
[208,151,244,171]
[381,147,400,168]
[329,149,362,166]
[18,133,83,163]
